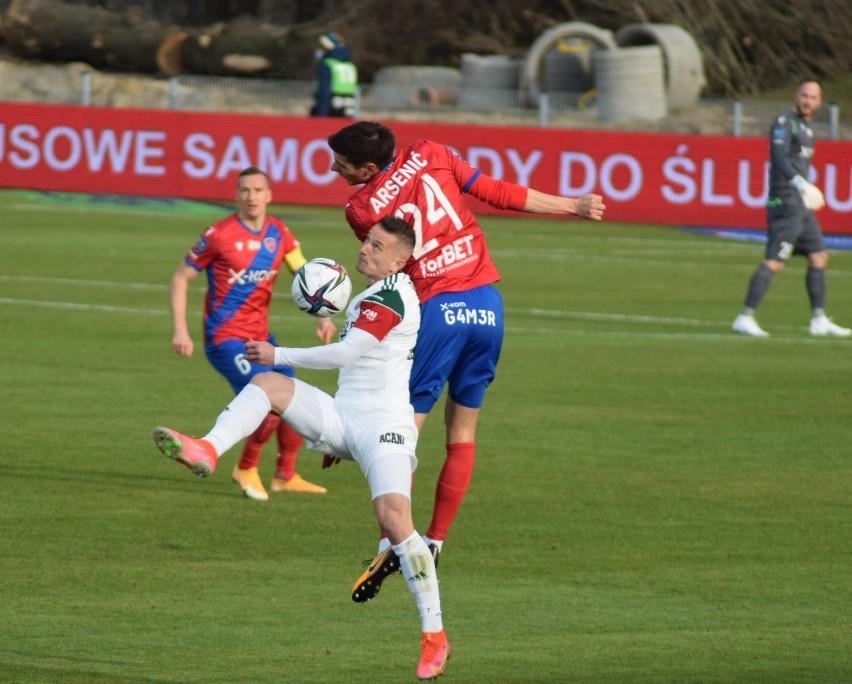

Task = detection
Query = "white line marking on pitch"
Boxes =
[1,296,847,344]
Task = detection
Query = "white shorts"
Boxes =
[282,378,418,500]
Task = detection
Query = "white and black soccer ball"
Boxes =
[291,258,352,318]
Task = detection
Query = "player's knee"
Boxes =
[250,372,294,411]
[250,371,277,389]
[809,251,828,269]
[373,493,413,544]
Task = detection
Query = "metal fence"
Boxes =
[1,65,847,140]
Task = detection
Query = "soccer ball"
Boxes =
[291,258,352,318]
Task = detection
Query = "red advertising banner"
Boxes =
[2,102,852,233]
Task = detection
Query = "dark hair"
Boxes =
[328,122,395,168]
[377,216,415,256]
[798,77,822,88]
[238,166,270,184]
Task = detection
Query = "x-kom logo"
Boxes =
[227,268,277,285]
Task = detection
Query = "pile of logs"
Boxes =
[1,0,314,78]
[3,0,852,95]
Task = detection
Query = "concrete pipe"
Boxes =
[615,23,706,108]
[593,45,667,123]
[370,65,461,108]
[521,22,616,104]
[459,53,522,109]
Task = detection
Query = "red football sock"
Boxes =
[274,420,303,481]
[238,413,279,470]
[426,442,475,542]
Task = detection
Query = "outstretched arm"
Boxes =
[466,168,605,221]
[522,188,606,221]
[244,327,379,369]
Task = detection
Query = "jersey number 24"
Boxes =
[395,173,464,259]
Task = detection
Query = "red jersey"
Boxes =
[343,140,528,302]
[184,213,303,345]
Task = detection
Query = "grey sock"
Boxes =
[743,262,774,311]
[806,267,826,312]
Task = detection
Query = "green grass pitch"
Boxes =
[0,190,850,683]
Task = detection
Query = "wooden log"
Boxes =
[178,16,304,78]
[155,30,189,76]
[2,0,321,79]
[3,0,178,73]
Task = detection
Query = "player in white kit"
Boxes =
[151,216,450,680]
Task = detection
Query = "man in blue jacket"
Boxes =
[311,32,358,118]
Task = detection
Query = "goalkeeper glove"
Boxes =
[791,175,825,211]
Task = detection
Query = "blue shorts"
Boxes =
[205,333,295,394]
[410,284,503,414]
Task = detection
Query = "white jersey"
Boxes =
[336,272,420,408]
[273,271,420,409]
[273,272,421,488]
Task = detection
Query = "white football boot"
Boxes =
[732,314,769,337]
[809,315,852,337]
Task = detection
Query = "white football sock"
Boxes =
[393,531,443,633]
[203,383,273,456]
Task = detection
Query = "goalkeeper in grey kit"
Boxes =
[732,78,850,337]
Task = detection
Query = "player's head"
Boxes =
[356,216,414,284]
[318,32,343,52]
[794,78,822,120]
[328,122,395,186]
[236,166,272,222]
[377,215,415,257]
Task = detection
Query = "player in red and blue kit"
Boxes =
[328,122,605,600]
[169,166,335,500]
